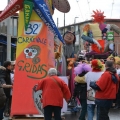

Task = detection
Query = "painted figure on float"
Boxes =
[0,0,71,116]
[82,10,120,53]
[63,31,76,60]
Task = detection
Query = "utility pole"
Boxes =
[64,13,65,34]
[74,17,79,51]
[7,0,11,61]
[74,17,79,32]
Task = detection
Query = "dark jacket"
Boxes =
[0,66,6,85]
[0,82,7,109]
[0,66,12,97]
[73,74,87,99]
[73,82,87,99]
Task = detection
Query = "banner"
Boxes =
[24,0,34,31]
[11,10,55,115]
[33,0,65,44]
[0,0,23,22]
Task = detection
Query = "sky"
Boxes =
[0,0,120,27]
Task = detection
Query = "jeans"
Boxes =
[4,96,12,116]
[79,99,87,120]
[44,105,62,120]
[97,106,110,120]
[0,107,5,120]
[87,104,98,120]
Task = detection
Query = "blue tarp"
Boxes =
[0,40,16,47]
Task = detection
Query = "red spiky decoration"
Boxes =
[92,10,106,23]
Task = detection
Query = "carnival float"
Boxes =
[82,10,120,60]
[0,0,71,116]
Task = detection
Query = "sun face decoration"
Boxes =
[92,10,106,23]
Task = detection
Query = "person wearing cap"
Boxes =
[90,61,119,120]
[34,68,71,120]
[85,59,104,120]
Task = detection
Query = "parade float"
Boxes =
[82,10,120,60]
[0,0,71,117]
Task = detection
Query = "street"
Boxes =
[3,108,120,120]
[63,108,120,120]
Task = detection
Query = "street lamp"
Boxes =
[74,17,79,51]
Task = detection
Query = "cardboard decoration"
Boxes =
[0,0,71,116]
[52,0,70,13]
[0,0,23,22]
[11,10,55,115]
[91,40,105,53]
[107,31,114,41]
[0,0,65,44]
[33,88,44,115]
[33,0,65,44]
[24,0,34,31]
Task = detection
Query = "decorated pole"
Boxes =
[0,0,70,116]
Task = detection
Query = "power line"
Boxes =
[86,0,91,20]
[111,0,114,18]
[87,0,91,14]
[76,0,84,21]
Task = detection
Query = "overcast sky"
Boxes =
[1,0,120,27]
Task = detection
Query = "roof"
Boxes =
[58,19,120,29]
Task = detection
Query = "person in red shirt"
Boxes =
[90,61,119,120]
[35,68,71,120]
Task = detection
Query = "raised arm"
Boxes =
[81,24,101,49]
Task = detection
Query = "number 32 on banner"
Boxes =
[24,22,43,36]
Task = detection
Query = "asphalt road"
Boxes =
[3,108,120,120]
[63,108,120,120]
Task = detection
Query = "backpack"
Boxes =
[0,83,6,109]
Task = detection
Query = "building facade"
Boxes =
[0,11,18,65]
[58,19,120,55]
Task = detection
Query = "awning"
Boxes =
[0,40,16,47]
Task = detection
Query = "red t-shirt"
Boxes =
[95,71,119,99]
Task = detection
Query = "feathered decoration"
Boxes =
[74,63,91,75]
[91,59,104,71]
[92,10,106,23]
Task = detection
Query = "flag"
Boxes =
[24,0,34,31]
[33,0,65,44]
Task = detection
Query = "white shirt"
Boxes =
[10,73,14,95]
[117,69,120,76]
[85,71,104,104]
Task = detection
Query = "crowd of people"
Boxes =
[72,56,120,120]
[0,56,120,120]
[0,61,15,120]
